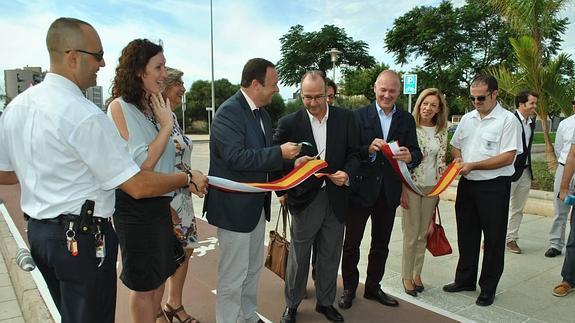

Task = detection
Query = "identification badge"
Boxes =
[68,239,78,257]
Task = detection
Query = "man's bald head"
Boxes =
[373,70,401,112]
[375,70,400,87]
[46,17,93,61]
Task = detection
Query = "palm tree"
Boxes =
[487,0,573,170]
[491,36,572,169]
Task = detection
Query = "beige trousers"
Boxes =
[401,186,438,279]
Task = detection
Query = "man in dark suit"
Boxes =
[275,71,360,323]
[205,58,302,323]
[339,70,422,310]
[506,90,538,254]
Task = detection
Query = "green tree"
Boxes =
[277,24,376,86]
[266,93,286,126]
[487,0,573,169]
[341,62,389,101]
[176,79,239,133]
[384,0,517,116]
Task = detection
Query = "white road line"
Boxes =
[0,203,61,322]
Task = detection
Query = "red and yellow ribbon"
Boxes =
[382,142,461,197]
[208,159,328,193]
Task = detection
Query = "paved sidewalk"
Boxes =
[0,205,26,323]
[0,257,24,323]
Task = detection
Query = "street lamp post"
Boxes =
[325,48,342,81]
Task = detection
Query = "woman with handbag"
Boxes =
[400,88,449,296]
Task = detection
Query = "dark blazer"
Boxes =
[204,91,284,233]
[350,103,422,209]
[511,111,535,181]
[273,106,360,223]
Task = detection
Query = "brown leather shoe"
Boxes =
[506,241,522,254]
[552,282,573,297]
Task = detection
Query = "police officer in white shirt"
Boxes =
[442,75,522,307]
[546,97,575,258]
[0,17,207,323]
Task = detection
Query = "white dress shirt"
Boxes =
[306,105,329,161]
[555,115,575,164]
[517,111,533,153]
[450,102,522,181]
[376,103,396,141]
[241,89,264,133]
[0,73,139,219]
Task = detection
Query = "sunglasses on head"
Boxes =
[65,49,104,62]
[469,92,492,102]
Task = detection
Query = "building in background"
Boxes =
[4,67,104,112]
[4,67,45,102]
[85,86,104,111]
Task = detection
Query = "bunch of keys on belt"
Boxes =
[66,221,78,256]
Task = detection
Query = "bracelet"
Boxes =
[183,170,199,192]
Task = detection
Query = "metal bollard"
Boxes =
[16,248,36,272]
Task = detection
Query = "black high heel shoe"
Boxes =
[402,279,417,297]
[414,283,425,293]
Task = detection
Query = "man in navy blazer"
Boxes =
[506,90,538,254]
[204,58,301,323]
[339,70,422,309]
[274,71,360,323]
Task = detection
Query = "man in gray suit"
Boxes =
[204,58,303,323]
[275,71,360,323]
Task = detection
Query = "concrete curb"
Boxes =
[0,211,54,323]
[440,180,555,217]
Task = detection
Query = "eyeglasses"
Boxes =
[302,94,325,101]
[65,49,104,62]
[326,94,336,100]
[469,92,492,102]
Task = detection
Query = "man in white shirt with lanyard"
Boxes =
[0,17,206,323]
[546,97,575,258]
[443,75,522,307]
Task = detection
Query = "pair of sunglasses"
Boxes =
[65,49,104,62]
[469,92,492,102]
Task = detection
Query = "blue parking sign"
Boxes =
[403,74,417,95]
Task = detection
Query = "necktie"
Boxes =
[253,109,266,144]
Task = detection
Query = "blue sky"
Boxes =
[1,0,575,102]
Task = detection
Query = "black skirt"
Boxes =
[113,190,176,291]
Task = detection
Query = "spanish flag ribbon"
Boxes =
[382,141,462,197]
[207,159,328,193]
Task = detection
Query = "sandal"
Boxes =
[156,311,167,323]
[163,303,200,323]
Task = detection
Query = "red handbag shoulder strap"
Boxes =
[435,204,442,226]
